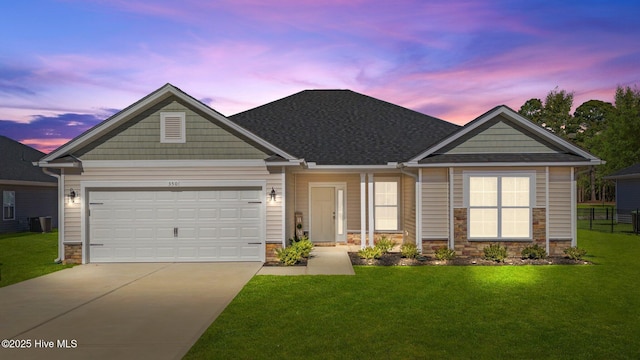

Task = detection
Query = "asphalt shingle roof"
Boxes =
[0,135,55,183]
[230,90,460,165]
[606,163,640,178]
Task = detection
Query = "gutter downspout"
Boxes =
[42,167,64,263]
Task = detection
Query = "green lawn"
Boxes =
[0,231,73,287]
[186,230,640,359]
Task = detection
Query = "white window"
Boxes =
[465,173,534,239]
[375,179,398,231]
[3,191,15,221]
[160,112,186,143]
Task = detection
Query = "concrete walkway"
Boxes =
[257,245,356,275]
[0,262,261,360]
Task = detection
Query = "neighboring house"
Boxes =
[604,163,640,223]
[36,84,602,264]
[1,135,58,233]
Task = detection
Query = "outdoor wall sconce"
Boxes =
[69,188,77,203]
[269,187,277,202]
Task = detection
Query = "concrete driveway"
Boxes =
[0,262,261,360]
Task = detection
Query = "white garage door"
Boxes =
[88,188,263,262]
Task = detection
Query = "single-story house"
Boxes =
[604,163,640,223]
[1,135,58,233]
[36,84,603,264]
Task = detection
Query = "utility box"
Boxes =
[29,217,42,232]
[39,216,52,233]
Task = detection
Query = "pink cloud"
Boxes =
[21,138,70,154]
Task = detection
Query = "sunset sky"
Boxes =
[1,0,639,153]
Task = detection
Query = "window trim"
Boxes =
[160,112,186,143]
[463,171,535,241]
[3,190,15,221]
[374,177,400,231]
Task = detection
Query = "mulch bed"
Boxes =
[262,258,308,267]
[348,252,591,266]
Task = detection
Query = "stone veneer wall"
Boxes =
[549,239,572,256]
[265,243,283,262]
[347,232,404,246]
[421,239,449,256]
[452,208,547,257]
[64,244,82,264]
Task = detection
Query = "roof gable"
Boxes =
[0,135,55,183]
[409,106,603,165]
[230,90,460,165]
[40,84,297,165]
[442,115,559,154]
[74,96,268,160]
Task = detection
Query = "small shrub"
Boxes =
[564,246,587,260]
[374,236,395,254]
[293,237,313,258]
[483,243,508,262]
[400,243,420,259]
[521,243,547,259]
[434,246,456,260]
[358,246,383,260]
[275,246,302,266]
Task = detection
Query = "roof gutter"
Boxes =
[35,161,81,168]
[41,168,64,264]
[306,162,399,170]
[403,160,604,168]
[266,159,306,167]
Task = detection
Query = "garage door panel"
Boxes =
[198,212,219,222]
[241,207,260,220]
[89,189,264,262]
[219,208,239,219]
[134,208,155,220]
[178,209,197,219]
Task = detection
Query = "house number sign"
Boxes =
[168,181,180,187]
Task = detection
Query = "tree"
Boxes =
[541,88,577,139]
[600,86,640,175]
[573,99,614,148]
[573,100,615,202]
[518,98,543,124]
[520,88,578,141]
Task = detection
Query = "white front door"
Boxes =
[310,187,335,242]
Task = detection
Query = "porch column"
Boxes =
[368,172,375,247]
[360,173,367,249]
[571,167,577,247]
[545,166,550,254]
[416,168,422,251]
[448,167,454,250]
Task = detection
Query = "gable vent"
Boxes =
[160,112,186,143]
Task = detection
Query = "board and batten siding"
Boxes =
[61,166,283,244]
[75,98,268,160]
[421,168,449,239]
[548,167,572,239]
[445,118,557,154]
